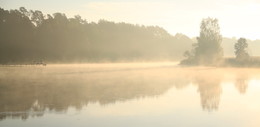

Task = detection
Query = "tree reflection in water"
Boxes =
[0,66,257,120]
[192,70,223,112]
[235,74,249,94]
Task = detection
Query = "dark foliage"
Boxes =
[0,7,192,64]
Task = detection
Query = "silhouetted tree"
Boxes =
[30,10,44,26]
[181,18,223,65]
[234,38,249,62]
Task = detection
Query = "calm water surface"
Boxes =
[0,63,260,127]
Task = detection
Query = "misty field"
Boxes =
[1,63,260,127]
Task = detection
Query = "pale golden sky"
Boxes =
[1,0,260,40]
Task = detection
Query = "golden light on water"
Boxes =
[1,63,260,126]
[1,0,260,126]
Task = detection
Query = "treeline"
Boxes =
[0,7,192,64]
[181,17,260,67]
[222,38,260,57]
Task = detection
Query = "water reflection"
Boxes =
[235,74,249,94]
[0,66,259,120]
[194,73,222,111]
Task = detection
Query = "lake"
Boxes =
[0,63,260,127]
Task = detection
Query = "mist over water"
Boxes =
[1,63,260,127]
[1,3,260,127]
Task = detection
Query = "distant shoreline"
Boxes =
[180,57,260,68]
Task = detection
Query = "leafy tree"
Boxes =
[19,7,30,17]
[181,18,223,65]
[30,10,44,26]
[234,38,249,61]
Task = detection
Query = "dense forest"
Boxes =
[0,7,193,64]
[1,7,260,64]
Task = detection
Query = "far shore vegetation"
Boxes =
[0,7,192,64]
[1,7,260,67]
[180,18,260,67]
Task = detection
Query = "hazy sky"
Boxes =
[1,0,260,40]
